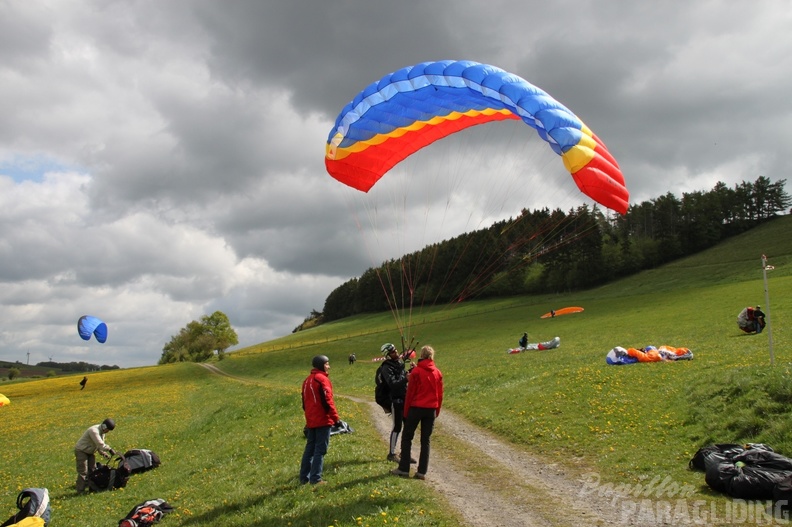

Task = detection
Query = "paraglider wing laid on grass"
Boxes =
[77,315,108,343]
[325,60,629,214]
[540,306,584,319]
[0,394,9,407]
[507,336,561,354]
[606,345,693,365]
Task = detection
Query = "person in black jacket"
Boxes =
[753,306,766,333]
[379,343,414,464]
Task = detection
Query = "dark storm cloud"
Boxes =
[0,0,789,367]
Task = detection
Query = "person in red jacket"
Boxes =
[300,355,340,485]
[391,345,444,480]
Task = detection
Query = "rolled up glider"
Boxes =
[737,306,765,333]
[0,394,9,407]
[606,345,693,365]
[77,315,108,343]
[325,60,629,214]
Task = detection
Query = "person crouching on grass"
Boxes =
[391,345,444,480]
[300,355,341,485]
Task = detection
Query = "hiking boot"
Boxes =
[390,468,410,477]
[387,453,400,463]
[413,473,426,480]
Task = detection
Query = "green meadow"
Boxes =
[1,215,790,526]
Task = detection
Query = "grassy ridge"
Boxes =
[1,215,790,526]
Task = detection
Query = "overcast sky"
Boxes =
[1,1,790,368]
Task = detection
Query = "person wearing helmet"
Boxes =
[300,355,340,485]
[379,343,414,464]
[74,418,117,493]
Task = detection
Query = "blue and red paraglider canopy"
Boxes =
[78,315,108,343]
[325,59,629,214]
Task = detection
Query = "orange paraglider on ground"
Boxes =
[606,345,693,365]
[540,306,584,319]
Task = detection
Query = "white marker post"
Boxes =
[761,254,774,365]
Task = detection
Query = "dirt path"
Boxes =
[200,364,633,526]
[349,395,634,527]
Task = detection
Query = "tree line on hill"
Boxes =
[315,176,790,325]
[0,360,118,380]
[35,361,120,372]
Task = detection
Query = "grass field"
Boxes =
[1,215,790,526]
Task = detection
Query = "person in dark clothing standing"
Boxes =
[300,355,340,485]
[79,376,87,390]
[391,345,444,481]
[518,333,528,349]
[379,343,414,464]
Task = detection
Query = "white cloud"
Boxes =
[0,0,790,366]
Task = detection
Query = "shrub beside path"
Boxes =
[201,363,633,526]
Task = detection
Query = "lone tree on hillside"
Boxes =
[159,311,239,364]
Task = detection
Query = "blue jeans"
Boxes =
[398,407,436,475]
[300,426,331,484]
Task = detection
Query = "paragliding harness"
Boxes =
[123,449,161,475]
[374,364,391,414]
[88,454,131,492]
[302,420,355,438]
[0,488,51,527]
[117,499,173,527]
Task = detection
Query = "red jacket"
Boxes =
[302,369,340,428]
[404,359,444,418]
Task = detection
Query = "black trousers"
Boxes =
[398,407,435,474]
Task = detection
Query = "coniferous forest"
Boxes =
[317,176,790,325]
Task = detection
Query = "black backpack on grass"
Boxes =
[374,363,391,414]
[0,488,51,527]
[88,454,131,492]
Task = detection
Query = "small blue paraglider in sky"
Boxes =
[78,315,108,343]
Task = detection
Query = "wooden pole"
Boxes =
[762,254,774,365]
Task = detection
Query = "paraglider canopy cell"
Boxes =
[78,315,108,343]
